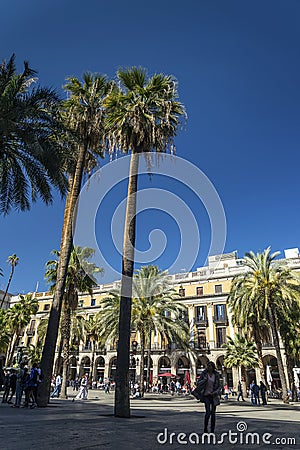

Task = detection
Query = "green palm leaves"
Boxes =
[0,54,68,214]
[228,247,300,403]
[101,266,189,350]
[105,67,186,155]
[223,334,258,370]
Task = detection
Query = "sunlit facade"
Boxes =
[7,248,300,390]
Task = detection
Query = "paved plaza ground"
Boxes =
[0,389,299,450]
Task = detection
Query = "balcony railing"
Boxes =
[195,317,208,326]
[215,341,226,348]
[69,348,79,356]
[213,316,228,325]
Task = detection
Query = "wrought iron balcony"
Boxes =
[195,317,208,326]
[213,315,228,325]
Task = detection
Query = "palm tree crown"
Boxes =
[105,67,186,156]
[0,54,68,214]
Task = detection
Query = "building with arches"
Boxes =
[7,249,300,390]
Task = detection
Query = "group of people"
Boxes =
[1,363,42,408]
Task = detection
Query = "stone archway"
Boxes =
[69,356,78,381]
[80,356,91,377]
[95,356,105,382]
[109,356,117,381]
[263,354,280,389]
[196,355,210,377]
[216,355,233,387]
[158,356,171,374]
[176,356,191,385]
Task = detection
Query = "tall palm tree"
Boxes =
[100,266,189,396]
[44,246,102,398]
[105,67,185,417]
[228,275,270,383]
[227,248,300,403]
[0,254,19,308]
[223,334,258,398]
[38,74,111,406]
[0,54,68,215]
[5,294,38,366]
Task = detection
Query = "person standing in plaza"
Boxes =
[75,374,88,400]
[237,380,245,401]
[197,361,221,434]
[260,381,267,405]
[50,373,62,398]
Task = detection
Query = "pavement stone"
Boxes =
[0,390,299,450]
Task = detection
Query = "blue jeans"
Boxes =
[51,385,61,398]
[15,383,23,406]
[203,395,216,433]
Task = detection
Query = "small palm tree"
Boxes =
[101,266,189,396]
[228,248,300,403]
[45,246,102,398]
[223,334,258,397]
[39,74,111,406]
[0,309,10,353]
[0,54,68,215]
[0,254,19,308]
[105,67,185,417]
[5,294,38,366]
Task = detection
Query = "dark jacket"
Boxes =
[197,369,222,396]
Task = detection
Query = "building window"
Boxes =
[196,286,204,296]
[195,305,206,321]
[91,298,96,307]
[215,284,222,294]
[214,304,226,320]
[29,320,36,331]
[78,300,84,308]
[179,288,185,297]
[216,328,227,347]
[43,304,50,311]
[197,331,207,349]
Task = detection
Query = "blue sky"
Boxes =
[1,0,300,294]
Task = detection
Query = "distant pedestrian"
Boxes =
[197,361,221,434]
[50,373,62,398]
[75,374,88,400]
[237,380,245,402]
[260,381,267,405]
[7,370,17,404]
[250,380,260,405]
[1,370,10,403]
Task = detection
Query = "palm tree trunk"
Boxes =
[60,301,71,399]
[268,306,289,403]
[146,330,152,393]
[241,366,247,400]
[255,338,266,383]
[38,146,87,407]
[5,331,17,366]
[139,329,145,397]
[0,266,15,308]
[286,353,297,402]
[115,152,140,418]
[90,339,96,384]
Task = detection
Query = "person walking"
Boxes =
[50,373,62,398]
[260,381,267,405]
[12,364,25,408]
[197,361,221,434]
[237,380,245,401]
[1,370,11,403]
[250,380,260,405]
[75,374,88,400]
